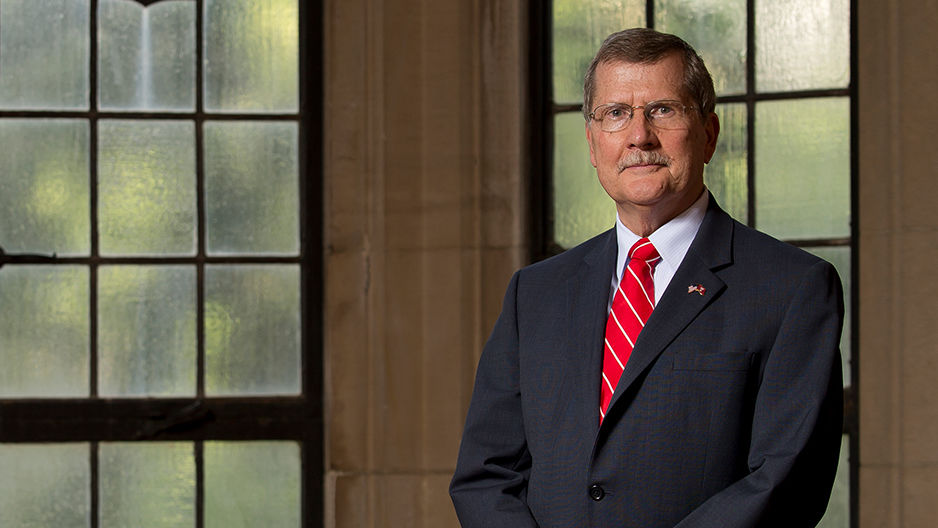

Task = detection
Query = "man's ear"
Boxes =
[703,112,720,164]
[586,122,598,168]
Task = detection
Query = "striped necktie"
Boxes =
[600,238,660,423]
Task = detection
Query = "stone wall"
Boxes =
[323,1,527,526]
[858,1,938,526]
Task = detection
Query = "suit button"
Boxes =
[589,484,605,501]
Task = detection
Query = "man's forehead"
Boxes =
[593,57,687,96]
[596,53,685,77]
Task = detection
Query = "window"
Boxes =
[0,0,322,526]
[531,1,855,526]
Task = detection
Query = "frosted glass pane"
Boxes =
[553,0,645,104]
[807,246,851,387]
[553,113,614,249]
[0,266,89,397]
[205,265,300,395]
[656,0,746,95]
[99,442,194,528]
[0,0,89,109]
[755,98,850,239]
[0,119,89,255]
[98,266,196,397]
[203,0,298,112]
[204,442,300,528]
[705,103,747,223]
[98,120,196,256]
[0,443,90,528]
[205,122,299,255]
[756,0,849,92]
[98,0,196,111]
[817,435,850,528]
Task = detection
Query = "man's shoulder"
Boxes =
[521,228,615,279]
[735,221,822,261]
[723,216,834,281]
[691,202,836,286]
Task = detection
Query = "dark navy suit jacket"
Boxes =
[450,198,844,528]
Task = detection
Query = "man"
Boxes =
[450,28,844,528]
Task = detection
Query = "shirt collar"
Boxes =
[614,189,709,282]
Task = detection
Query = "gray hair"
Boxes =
[583,28,716,120]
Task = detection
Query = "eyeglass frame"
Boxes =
[587,100,699,132]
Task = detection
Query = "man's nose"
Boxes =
[626,112,660,149]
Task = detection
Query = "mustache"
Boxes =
[617,152,670,172]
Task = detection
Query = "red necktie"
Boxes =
[600,238,660,422]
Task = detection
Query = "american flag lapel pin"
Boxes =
[687,284,706,296]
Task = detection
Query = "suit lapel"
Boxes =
[563,229,617,433]
[604,199,736,417]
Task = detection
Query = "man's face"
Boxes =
[586,53,719,227]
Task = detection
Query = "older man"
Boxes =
[450,28,844,528]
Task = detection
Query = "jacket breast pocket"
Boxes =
[665,351,758,477]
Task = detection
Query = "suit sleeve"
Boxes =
[675,259,845,528]
[450,272,540,527]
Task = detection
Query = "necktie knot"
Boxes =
[628,238,660,267]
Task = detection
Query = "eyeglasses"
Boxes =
[588,100,697,132]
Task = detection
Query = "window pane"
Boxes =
[705,103,747,223]
[98,0,196,111]
[756,0,849,92]
[817,435,850,528]
[98,120,196,256]
[0,0,89,110]
[99,442,195,528]
[807,246,851,387]
[0,266,89,397]
[203,0,298,113]
[98,265,196,397]
[0,119,89,255]
[0,443,90,527]
[755,98,850,239]
[553,112,614,249]
[204,441,300,528]
[656,0,746,95]
[553,0,645,105]
[205,265,300,395]
[205,122,299,255]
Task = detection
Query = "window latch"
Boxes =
[0,246,59,269]
[137,401,214,439]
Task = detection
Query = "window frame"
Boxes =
[0,0,324,526]
[528,2,858,526]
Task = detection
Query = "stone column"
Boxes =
[322,1,528,526]
[859,0,938,526]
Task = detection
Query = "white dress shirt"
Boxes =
[609,190,709,309]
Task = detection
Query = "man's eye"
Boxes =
[648,103,677,118]
[605,106,628,120]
